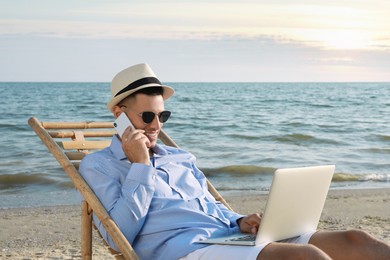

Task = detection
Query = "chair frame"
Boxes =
[28,116,232,259]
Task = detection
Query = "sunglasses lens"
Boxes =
[159,111,171,123]
[142,112,155,124]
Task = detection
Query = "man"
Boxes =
[80,63,390,259]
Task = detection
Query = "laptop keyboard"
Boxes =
[229,234,256,242]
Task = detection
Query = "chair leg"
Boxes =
[81,201,93,260]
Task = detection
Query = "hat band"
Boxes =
[115,77,162,97]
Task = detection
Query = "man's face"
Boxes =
[120,93,165,149]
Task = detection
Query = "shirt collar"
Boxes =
[110,135,169,160]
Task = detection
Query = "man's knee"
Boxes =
[343,229,372,245]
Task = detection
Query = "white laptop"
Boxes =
[198,165,335,246]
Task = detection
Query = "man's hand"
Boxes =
[237,213,262,234]
[121,127,151,165]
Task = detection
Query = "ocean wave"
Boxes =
[201,165,276,176]
[360,174,390,182]
[0,123,27,132]
[283,122,310,128]
[271,134,340,145]
[333,173,390,183]
[358,148,390,154]
[274,133,314,142]
[202,166,390,183]
[0,173,73,189]
[375,134,390,142]
[308,103,334,108]
[225,134,261,141]
[332,173,360,182]
[215,187,259,191]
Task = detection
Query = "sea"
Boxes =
[1,82,390,209]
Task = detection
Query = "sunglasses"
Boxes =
[121,105,171,124]
[139,110,171,124]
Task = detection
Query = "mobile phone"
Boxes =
[113,112,134,137]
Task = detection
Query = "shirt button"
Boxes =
[152,175,156,180]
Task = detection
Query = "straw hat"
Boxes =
[107,63,174,111]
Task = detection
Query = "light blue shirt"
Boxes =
[79,135,244,260]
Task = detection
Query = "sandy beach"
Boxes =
[1,188,389,259]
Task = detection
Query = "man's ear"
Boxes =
[112,105,123,119]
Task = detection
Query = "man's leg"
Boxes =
[309,229,390,260]
[258,243,331,260]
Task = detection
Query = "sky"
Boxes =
[1,0,390,82]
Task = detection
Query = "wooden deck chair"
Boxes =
[28,116,233,259]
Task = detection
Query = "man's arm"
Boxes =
[79,154,156,251]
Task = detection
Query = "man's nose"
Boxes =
[149,114,162,129]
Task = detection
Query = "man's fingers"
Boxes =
[239,213,262,234]
[122,129,144,142]
[251,226,258,234]
[122,126,134,138]
[122,129,151,150]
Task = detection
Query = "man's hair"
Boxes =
[118,87,164,106]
